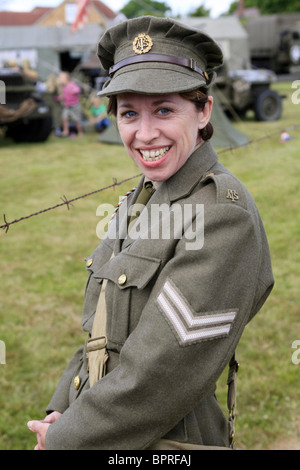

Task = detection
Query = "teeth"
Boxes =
[140,146,170,161]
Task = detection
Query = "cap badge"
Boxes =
[133,33,153,54]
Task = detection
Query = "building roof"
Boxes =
[91,1,116,20]
[0,1,116,26]
[0,7,52,26]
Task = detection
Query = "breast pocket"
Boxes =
[93,252,161,346]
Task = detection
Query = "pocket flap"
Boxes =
[93,252,161,289]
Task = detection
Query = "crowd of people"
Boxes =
[1,58,111,138]
[52,71,111,138]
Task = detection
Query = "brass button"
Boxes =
[74,376,81,390]
[86,258,93,268]
[118,274,127,286]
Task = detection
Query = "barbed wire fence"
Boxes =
[1,124,298,234]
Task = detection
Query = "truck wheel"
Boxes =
[254,89,282,121]
[290,45,300,66]
[6,116,53,143]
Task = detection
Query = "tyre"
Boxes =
[6,116,53,143]
[254,89,282,121]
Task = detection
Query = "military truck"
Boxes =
[0,67,53,143]
[245,14,300,73]
[214,67,283,122]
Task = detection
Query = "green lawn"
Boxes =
[0,81,299,450]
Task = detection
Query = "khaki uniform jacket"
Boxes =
[45,141,274,450]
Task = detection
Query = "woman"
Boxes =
[28,16,274,450]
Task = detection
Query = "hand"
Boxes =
[28,411,62,450]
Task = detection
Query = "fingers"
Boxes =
[27,420,45,433]
[27,412,61,450]
[27,420,50,451]
[42,411,62,424]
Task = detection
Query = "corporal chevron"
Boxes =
[158,280,237,346]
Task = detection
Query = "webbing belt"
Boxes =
[86,261,112,387]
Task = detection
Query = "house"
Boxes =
[37,0,117,27]
[0,7,52,26]
[0,1,117,27]
[0,1,122,79]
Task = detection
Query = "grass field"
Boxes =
[0,81,299,450]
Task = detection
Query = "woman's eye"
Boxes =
[121,110,137,118]
[157,108,171,115]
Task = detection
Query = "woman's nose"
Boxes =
[135,115,160,143]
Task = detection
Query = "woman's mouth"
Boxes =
[139,146,170,162]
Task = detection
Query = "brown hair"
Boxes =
[107,88,213,141]
[179,89,213,141]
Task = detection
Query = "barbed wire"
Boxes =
[1,124,298,234]
[1,173,142,233]
[218,124,298,154]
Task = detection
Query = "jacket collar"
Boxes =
[165,141,218,203]
[118,141,218,251]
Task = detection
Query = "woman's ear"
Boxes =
[198,96,213,130]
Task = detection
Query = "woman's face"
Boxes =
[117,93,212,182]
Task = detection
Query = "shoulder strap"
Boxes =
[202,170,248,209]
[202,170,242,447]
[227,354,239,448]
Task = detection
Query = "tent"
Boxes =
[209,88,248,148]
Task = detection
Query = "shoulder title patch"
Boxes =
[226,189,239,203]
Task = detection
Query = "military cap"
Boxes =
[97,16,223,97]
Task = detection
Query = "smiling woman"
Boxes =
[116,92,212,182]
[29,16,274,451]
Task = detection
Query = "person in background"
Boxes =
[90,95,111,133]
[58,71,83,137]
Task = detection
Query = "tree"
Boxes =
[120,0,171,18]
[227,0,300,15]
[189,5,211,17]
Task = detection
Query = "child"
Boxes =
[90,95,110,132]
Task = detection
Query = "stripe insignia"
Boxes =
[157,280,237,346]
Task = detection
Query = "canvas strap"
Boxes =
[87,183,156,387]
[227,353,239,447]
[86,251,115,387]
